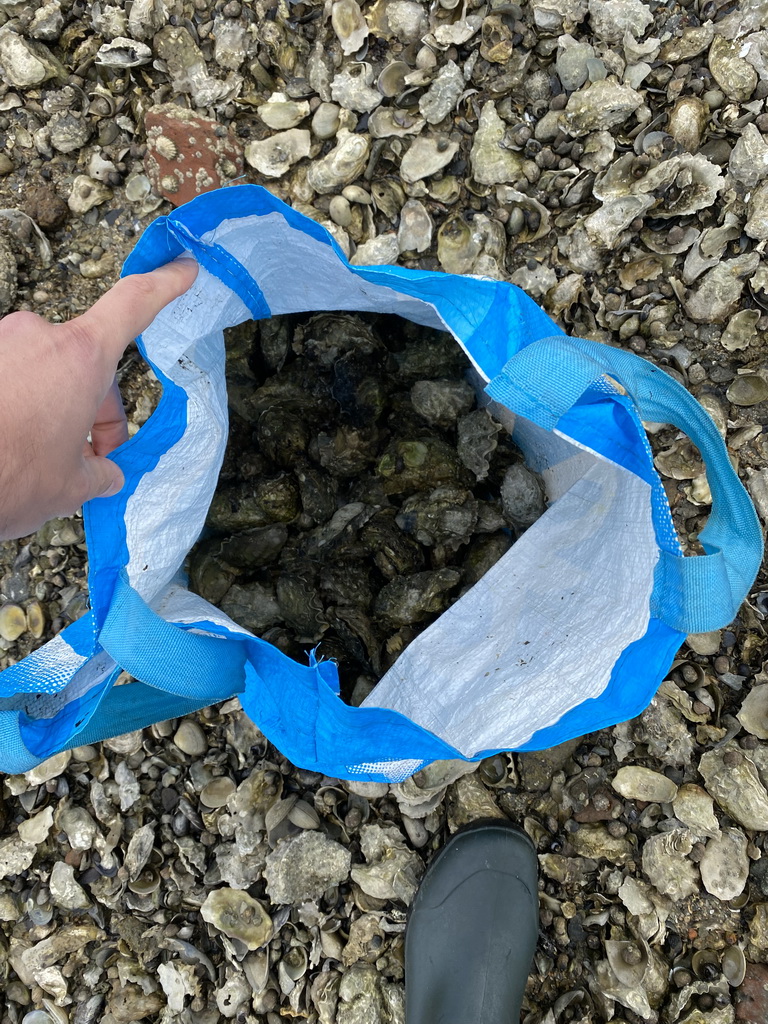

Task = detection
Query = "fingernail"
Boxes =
[173,256,198,267]
[100,473,124,499]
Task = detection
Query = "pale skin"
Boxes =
[0,257,199,540]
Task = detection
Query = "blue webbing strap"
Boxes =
[98,571,247,703]
[485,335,763,634]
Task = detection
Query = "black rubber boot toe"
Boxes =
[406,821,539,1024]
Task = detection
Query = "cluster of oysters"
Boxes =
[188,311,543,701]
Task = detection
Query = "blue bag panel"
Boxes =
[238,637,465,782]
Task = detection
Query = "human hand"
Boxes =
[0,258,198,540]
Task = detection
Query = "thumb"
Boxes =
[67,257,199,366]
[79,454,125,504]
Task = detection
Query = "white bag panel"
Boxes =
[363,459,657,754]
[124,315,229,602]
[153,581,253,638]
[209,213,450,333]
[144,265,253,376]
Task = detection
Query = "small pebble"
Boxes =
[173,719,208,756]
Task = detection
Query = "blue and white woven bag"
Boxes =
[0,186,762,780]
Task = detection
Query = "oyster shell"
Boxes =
[641,829,698,900]
[667,96,707,153]
[397,198,433,253]
[244,130,311,178]
[721,308,760,350]
[350,823,423,902]
[672,784,720,839]
[258,92,310,130]
[201,889,273,950]
[729,123,768,188]
[95,37,152,67]
[611,766,677,803]
[709,34,757,103]
[437,214,483,274]
[331,64,382,113]
[332,0,369,56]
[699,828,749,902]
[400,134,459,184]
[470,101,524,185]
[563,79,644,135]
[419,60,464,124]
[737,683,768,738]
[368,105,425,139]
[67,175,111,215]
[699,743,768,831]
[683,253,761,324]
[307,130,370,193]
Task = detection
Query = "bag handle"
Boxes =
[0,572,248,774]
[485,335,763,635]
[98,571,247,703]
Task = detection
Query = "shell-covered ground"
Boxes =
[0,0,768,1022]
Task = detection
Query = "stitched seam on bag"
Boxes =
[168,219,269,319]
[489,375,557,421]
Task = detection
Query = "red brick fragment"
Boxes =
[144,103,244,207]
[735,963,768,1024]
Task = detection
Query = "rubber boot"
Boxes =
[405,820,539,1024]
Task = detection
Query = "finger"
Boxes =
[67,257,199,364]
[91,378,129,456]
[77,453,125,505]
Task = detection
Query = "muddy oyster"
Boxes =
[410,379,474,427]
[501,463,546,531]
